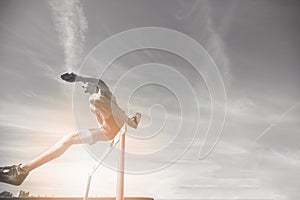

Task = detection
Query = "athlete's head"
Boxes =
[82,83,99,95]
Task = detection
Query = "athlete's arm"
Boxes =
[77,76,110,92]
[61,72,110,91]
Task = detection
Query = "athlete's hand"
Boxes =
[61,72,77,83]
[127,112,141,129]
[134,113,141,125]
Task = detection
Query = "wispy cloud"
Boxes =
[48,0,88,71]
[203,1,231,84]
[176,0,232,85]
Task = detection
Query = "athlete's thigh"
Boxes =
[76,128,110,145]
[89,128,111,142]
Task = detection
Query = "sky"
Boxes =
[0,0,300,199]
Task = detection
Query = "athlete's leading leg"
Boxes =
[0,129,109,186]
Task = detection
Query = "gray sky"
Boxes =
[0,0,300,199]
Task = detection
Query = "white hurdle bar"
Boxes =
[83,124,127,200]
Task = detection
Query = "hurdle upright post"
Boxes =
[116,124,127,200]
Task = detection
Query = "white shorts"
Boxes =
[78,129,95,145]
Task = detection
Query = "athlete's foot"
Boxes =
[0,164,29,186]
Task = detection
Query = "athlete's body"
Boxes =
[0,72,141,186]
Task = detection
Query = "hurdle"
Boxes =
[83,124,153,200]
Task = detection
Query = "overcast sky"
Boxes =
[0,0,300,199]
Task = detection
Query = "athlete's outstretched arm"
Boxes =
[78,76,110,91]
[61,72,110,91]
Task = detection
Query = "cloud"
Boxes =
[48,0,88,71]
[176,0,232,85]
